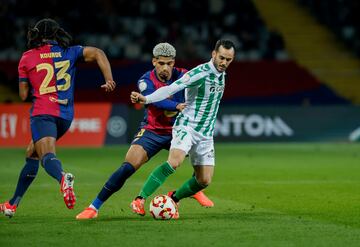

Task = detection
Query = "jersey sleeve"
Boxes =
[138,78,155,96]
[18,54,28,83]
[144,65,208,104]
[174,66,207,88]
[139,78,179,110]
[73,45,84,61]
[145,82,186,104]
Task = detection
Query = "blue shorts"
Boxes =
[30,115,72,143]
[131,129,172,160]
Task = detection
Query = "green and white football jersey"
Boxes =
[144,59,225,137]
[174,60,225,137]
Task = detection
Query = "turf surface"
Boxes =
[1,143,360,246]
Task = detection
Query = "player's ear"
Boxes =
[152,57,157,66]
[211,50,216,59]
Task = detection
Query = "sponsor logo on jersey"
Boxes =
[164,110,178,117]
[209,85,225,93]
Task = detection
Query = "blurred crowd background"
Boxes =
[299,0,360,58]
[0,0,287,61]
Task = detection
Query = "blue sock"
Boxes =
[42,153,63,183]
[91,198,104,210]
[9,158,39,206]
[94,162,135,209]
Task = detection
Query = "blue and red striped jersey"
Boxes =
[138,67,187,135]
[18,42,83,120]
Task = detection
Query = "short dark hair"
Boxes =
[27,18,72,49]
[214,39,236,53]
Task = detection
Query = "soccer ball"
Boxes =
[149,195,177,220]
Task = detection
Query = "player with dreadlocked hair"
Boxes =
[27,18,72,49]
[0,18,116,218]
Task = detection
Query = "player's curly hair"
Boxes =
[27,18,72,49]
[153,43,176,58]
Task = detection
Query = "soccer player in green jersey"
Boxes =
[130,39,235,218]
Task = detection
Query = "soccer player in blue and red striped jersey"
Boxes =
[76,43,213,220]
[0,18,116,218]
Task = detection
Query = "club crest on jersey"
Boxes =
[177,73,190,85]
[182,73,190,82]
[138,80,147,92]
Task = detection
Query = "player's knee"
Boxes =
[25,142,36,158]
[168,155,185,169]
[125,147,148,169]
[196,176,212,186]
[167,160,181,169]
[25,147,32,157]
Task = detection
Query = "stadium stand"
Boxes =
[0,0,288,61]
[0,0,355,105]
[253,0,360,104]
[298,0,360,56]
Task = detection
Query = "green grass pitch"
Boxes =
[1,143,360,246]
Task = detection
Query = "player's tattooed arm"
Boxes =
[19,81,29,101]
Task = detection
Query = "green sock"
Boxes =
[139,162,175,199]
[174,176,207,200]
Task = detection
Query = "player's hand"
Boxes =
[101,80,116,92]
[176,103,187,112]
[131,91,146,104]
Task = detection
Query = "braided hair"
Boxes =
[27,18,72,49]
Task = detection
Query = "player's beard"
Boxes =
[214,59,226,72]
[159,71,170,81]
[217,65,226,72]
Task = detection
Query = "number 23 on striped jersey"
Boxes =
[36,60,71,95]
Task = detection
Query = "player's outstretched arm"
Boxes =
[136,82,185,105]
[83,46,116,92]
